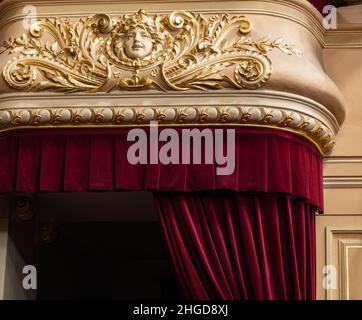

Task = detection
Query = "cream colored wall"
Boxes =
[0,219,8,300]
[0,196,9,300]
[324,49,362,156]
[318,46,362,299]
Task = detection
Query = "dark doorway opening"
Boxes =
[37,221,181,299]
[4,192,181,300]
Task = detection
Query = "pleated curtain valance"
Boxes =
[0,127,323,210]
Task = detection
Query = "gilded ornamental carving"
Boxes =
[0,104,336,154]
[0,8,340,155]
[0,10,301,92]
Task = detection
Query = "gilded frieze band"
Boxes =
[0,5,343,156]
[0,10,300,93]
[0,104,335,155]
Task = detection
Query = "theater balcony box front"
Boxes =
[0,0,360,300]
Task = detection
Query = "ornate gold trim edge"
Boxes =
[0,105,336,155]
[0,0,360,48]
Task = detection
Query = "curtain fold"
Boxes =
[154,191,316,300]
[0,127,321,300]
[0,128,323,210]
[310,0,329,12]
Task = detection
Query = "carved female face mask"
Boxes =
[124,26,153,60]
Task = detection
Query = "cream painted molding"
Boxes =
[0,0,360,48]
[338,239,362,300]
[325,156,362,164]
[326,227,362,300]
[323,177,362,188]
[323,156,362,189]
[0,90,339,155]
[323,157,362,188]
[0,219,8,301]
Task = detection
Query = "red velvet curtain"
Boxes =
[0,127,322,300]
[0,128,323,209]
[154,191,316,300]
[310,0,329,12]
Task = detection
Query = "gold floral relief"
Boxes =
[0,10,301,93]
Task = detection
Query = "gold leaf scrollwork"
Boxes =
[0,10,301,92]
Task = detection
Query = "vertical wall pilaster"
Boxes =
[0,196,10,300]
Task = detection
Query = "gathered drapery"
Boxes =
[0,127,322,299]
[154,191,316,300]
[0,127,323,209]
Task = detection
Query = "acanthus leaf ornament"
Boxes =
[0,10,301,92]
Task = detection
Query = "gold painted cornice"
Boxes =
[0,90,339,155]
[0,1,346,156]
[0,0,347,122]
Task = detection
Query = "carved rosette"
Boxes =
[0,10,301,93]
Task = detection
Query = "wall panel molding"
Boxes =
[324,157,362,188]
[326,226,362,300]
